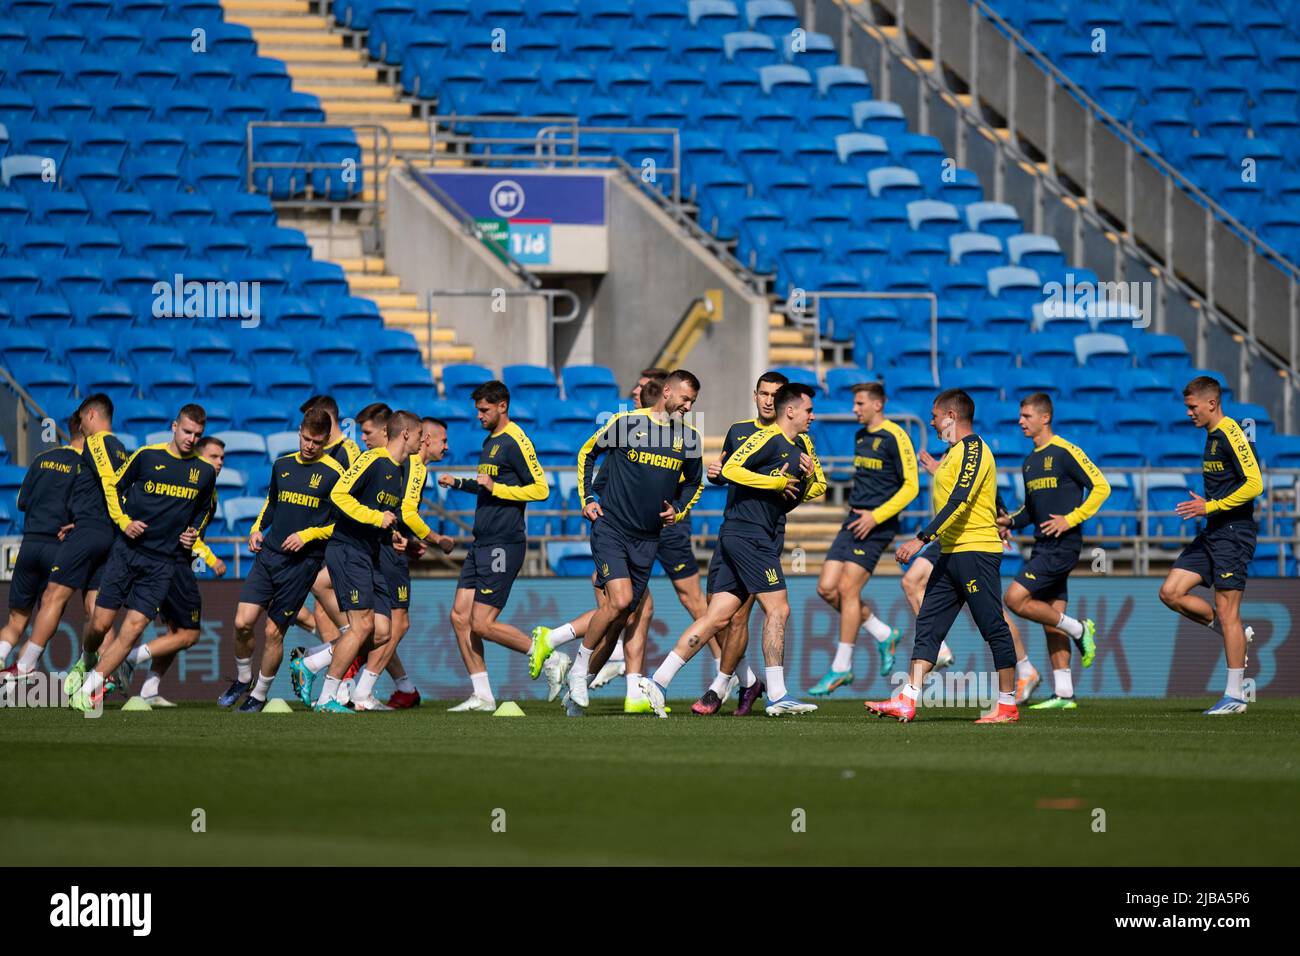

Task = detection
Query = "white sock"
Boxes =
[1016,657,1036,679]
[81,671,105,698]
[901,682,920,701]
[548,622,578,649]
[650,651,686,689]
[626,673,644,700]
[1053,668,1073,699]
[709,672,732,696]
[356,669,380,701]
[610,639,625,663]
[998,691,1016,706]
[252,674,274,701]
[235,656,252,682]
[740,663,759,687]
[128,645,153,667]
[318,675,339,705]
[394,676,415,693]
[469,671,493,703]
[1226,667,1245,700]
[0,640,12,664]
[304,640,333,656]
[832,641,854,672]
[304,644,333,673]
[141,672,161,698]
[18,642,41,672]
[1056,613,1084,640]
[863,613,892,642]
[572,644,592,680]
[765,665,787,701]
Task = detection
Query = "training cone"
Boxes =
[492,701,525,717]
[121,696,153,712]
[263,698,294,713]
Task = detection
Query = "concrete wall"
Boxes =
[385,168,548,371]
[594,176,771,429]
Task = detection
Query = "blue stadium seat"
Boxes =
[562,364,621,410]
[137,362,196,406]
[257,366,314,406]
[442,364,494,403]
[547,540,594,576]
[1074,332,1131,369]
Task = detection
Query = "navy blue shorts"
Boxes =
[457,540,526,609]
[95,540,176,618]
[1014,538,1080,602]
[825,516,899,573]
[159,559,202,631]
[708,526,785,600]
[8,534,59,611]
[590,517,658,606]
[1173,522,1256,592]
[240,546,323,631]
[380,544,411,610]
[48,524,116,593]
[325,541,389,615]
[915,550,1015,670]
[656,518,697,580]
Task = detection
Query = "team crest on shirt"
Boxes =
[397,586,408,602]
[1210,439,1219,456]
[764,568,779,585]
[873,437,882,450]
[1043,456,1053,472]
[309,472,322,489]
[601,562,610,576]
[188,467,200,484]
[190,610,200,623]
[349,589,359,605]
[672,437,683,452]
[490,444,500,458]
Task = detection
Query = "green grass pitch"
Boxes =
[3,699,1297,866]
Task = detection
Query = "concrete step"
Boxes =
[346,273,402,292]
[431,346,477,364]
[249,29,343,46]
[368,291,420,310]
[286,64,380,82]
[238,13,332,29]
[297,83,399,101]
[768,345,817,364]
[382,308,436,326]
[768,313,785,327]
[326,101,414,118]
[260,46,365,62]
[225,0,311,11]
[768,328,807,346]
[335,256,388,273]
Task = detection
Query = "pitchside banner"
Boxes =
[4,578,1297,702]
[417,169,609,273]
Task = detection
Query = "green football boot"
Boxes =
[313,699,354,714]
[1077,619,1097,669]
[63,656,90,697]
[1029,695,1079,710]
[807,669,854,697]
[528,626,553,680]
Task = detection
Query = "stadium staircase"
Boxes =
[222,0,475,369]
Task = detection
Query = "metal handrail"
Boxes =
[408,159,542,289]
[963,0,1300,286]
[423,287,583,375]
[837,0,1300,423]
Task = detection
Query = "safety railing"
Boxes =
[422,287,582,375]
[245,121,394,248]
[830,0,1300,430]
[419,114,763,292]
